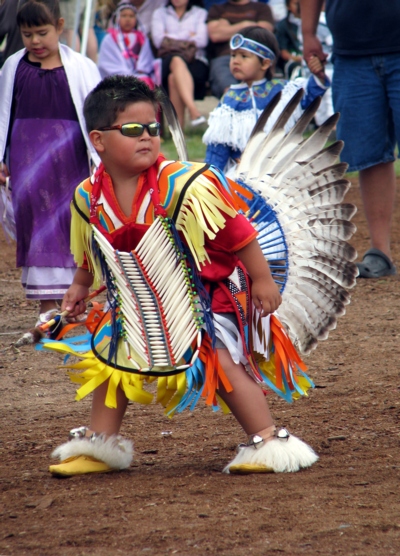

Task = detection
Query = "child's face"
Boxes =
[95,101,160,177]
[288,0,300,17]
[119,8,137,32]
[230,49,270,86]
[20,21,63,63]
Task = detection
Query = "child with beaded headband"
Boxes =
[40,75,319,477]
[203,25,327,176]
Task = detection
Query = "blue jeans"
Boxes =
[332,53,400,172]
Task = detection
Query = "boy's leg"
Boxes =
[216,349,274,435]
[89,380,129,436]
[49,382,133,477]
[216,348,318,474]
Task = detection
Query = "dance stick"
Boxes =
[14,285,106,347]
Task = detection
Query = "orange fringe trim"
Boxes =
[270,315,308,390]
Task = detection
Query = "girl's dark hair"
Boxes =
[240,25,280,80]
[17,0,61,28]
[84,75,163,132]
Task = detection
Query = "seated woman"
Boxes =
[98,1,157,88]
[151,0,209,129]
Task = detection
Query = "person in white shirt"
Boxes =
[151,0,209,128]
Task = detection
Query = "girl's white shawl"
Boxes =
[98,32,155,80]
[0,44,101,166]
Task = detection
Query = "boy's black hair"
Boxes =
[17,0,61,28]
[84,75,164,132]
[240,25,280,81]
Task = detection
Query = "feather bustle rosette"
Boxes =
[235,92,358,355]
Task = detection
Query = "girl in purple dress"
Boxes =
[0,0,101,327]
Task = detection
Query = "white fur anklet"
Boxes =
[223,429,318,474]
[52,433,134,470]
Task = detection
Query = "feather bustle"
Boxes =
[235,91,357,354]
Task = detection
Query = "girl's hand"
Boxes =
[306,54,326,81]
[302,34,327,68]
[251,277,282,317]
[0,162,9,185]
[61,284,90,318]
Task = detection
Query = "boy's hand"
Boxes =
[236,239,282,317]
[251,277,282,317]
[306,54,326,81]
[61,284,90,318]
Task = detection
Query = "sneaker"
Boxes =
[191,115,206,127]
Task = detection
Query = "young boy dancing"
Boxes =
[45,75,319,477]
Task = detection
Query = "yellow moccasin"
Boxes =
[49,455,113,477]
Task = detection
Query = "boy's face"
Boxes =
[230,49,270,85]
[93,101,160,178]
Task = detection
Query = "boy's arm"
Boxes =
[61,267,94,317]
[235,239,282,317]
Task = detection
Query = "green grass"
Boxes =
[161,128,400,177]
[160,128,207,161]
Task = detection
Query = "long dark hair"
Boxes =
[17,0,61,27]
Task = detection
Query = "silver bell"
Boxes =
[68,426,88,440]
[247,434,264,449]
[276,428,290,441]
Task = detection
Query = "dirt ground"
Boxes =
[0,179,399,556]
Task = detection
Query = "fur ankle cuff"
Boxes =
[52,434,134,470]
[224,433,318,473]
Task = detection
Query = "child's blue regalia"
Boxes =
[203,75,329,175]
